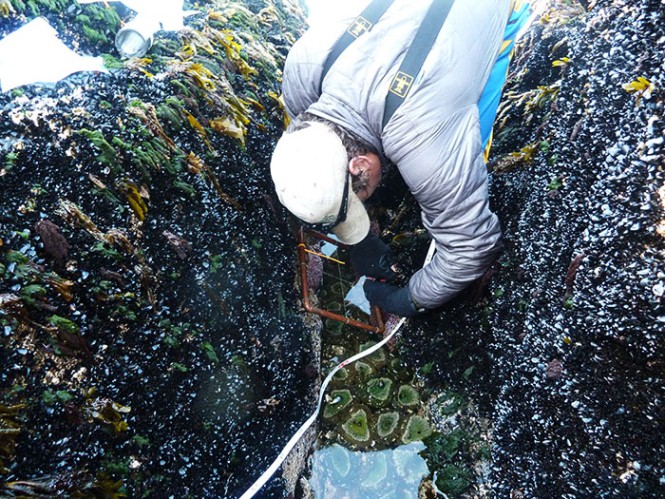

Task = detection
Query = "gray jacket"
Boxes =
[282,0,510,308]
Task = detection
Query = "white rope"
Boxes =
[239,240,436,498]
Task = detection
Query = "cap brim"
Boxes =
[332,189,369,245]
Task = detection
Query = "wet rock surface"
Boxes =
[1,1,315,497]
[394,0,665,496]
[2,0,664,497]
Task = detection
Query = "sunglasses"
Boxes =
[300,171,350,233]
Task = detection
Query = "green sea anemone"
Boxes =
[323,389,353,419]
[325,317,344,336]
[342,409,370,442]
[377,411,400,438]
[329,281,347,297]
[354,361,373,379]
[359,341,386,364]
[367,378,392,403]
[402,415,432,444]
[327,301,342,312]
[397,385,420,407]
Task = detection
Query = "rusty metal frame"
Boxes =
[297,228,384,334]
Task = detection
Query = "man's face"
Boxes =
[350,152,382,201]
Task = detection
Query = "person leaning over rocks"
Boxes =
[270,0,531,317]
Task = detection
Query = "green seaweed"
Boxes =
[173,180,197,197]
[19,284,47,306]
[201,341,219,363]
[425,429,465,462]
[48,315,79,335]
[42,389,73,405]
[434,464,473,496]
[3,152,18,172]
[156,97,187,131]
[81,23,108,45]
[76,129,117,166]
[101,53,125,69]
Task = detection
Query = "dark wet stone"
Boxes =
[162,230,192,260]
[545,359,564,379]
[34,219,69,269]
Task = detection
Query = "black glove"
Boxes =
[363,280,423,317]
[350,233,396,281]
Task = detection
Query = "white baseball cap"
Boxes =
[270,122,370,245]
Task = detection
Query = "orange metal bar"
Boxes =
[298,228,384,334]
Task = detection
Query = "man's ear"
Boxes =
[348,155,371,176]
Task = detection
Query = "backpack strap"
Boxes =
[319,0,395,93]
[383,0,455,128]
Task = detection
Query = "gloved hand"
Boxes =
[363,280,423,317]
[350,233,397,281]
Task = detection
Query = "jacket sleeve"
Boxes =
[390,107,502,309]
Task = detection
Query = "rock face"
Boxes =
[2,0,664,497]
[0,1,316,497]
[396,0,665,496]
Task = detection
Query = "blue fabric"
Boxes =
[478,2,531,150]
